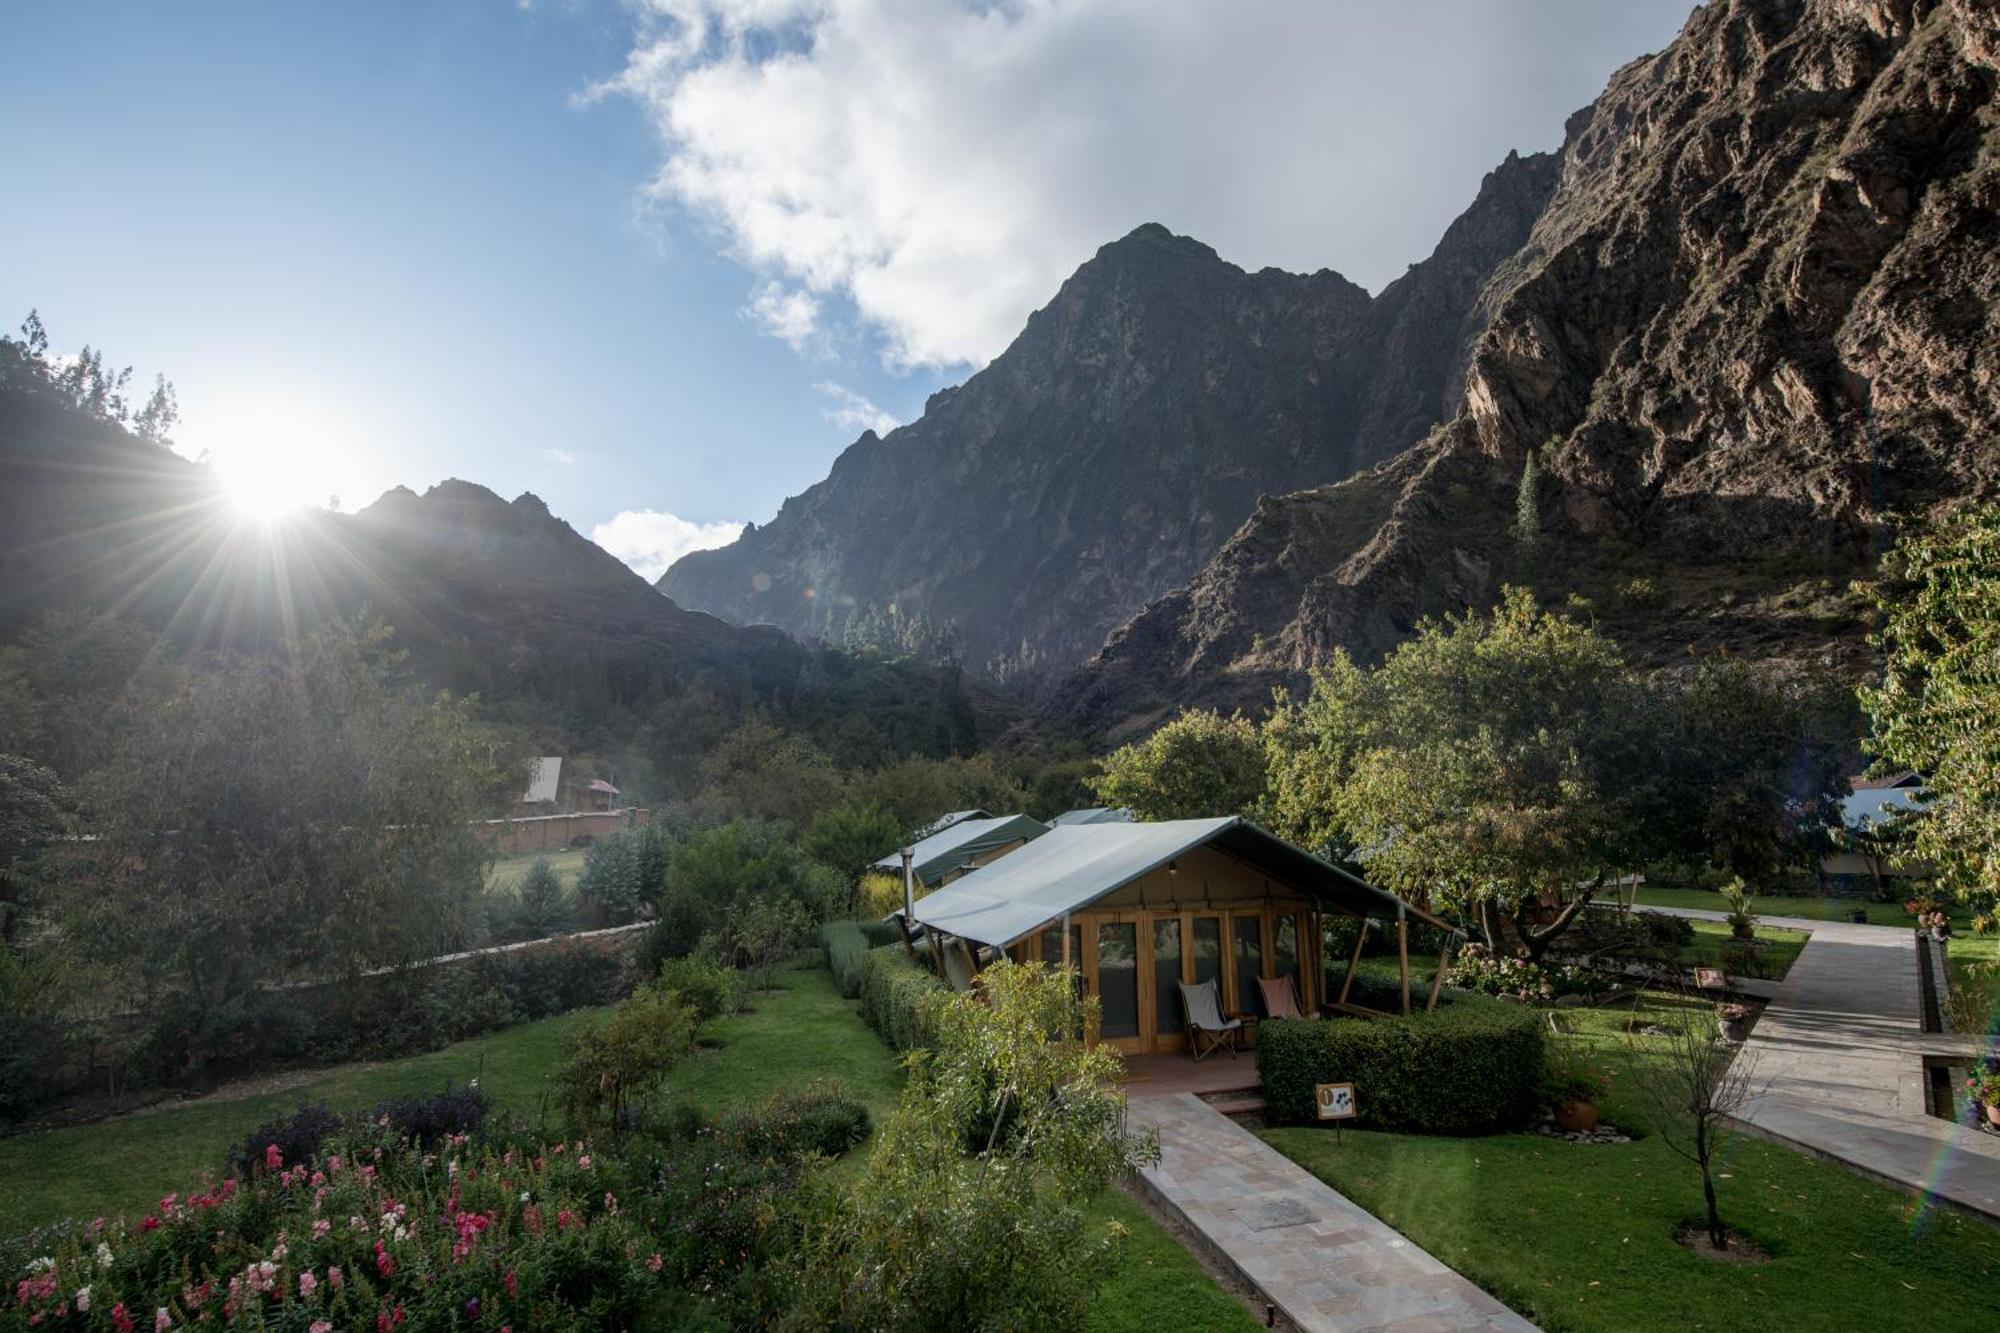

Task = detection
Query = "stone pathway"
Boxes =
[1127,1092,1536,1332]
[1649,906,2000,1220]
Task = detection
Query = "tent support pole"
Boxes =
[1336,912,1367,1010]
[1427,938,1452,1013]
[1398,903,1412,1016]
[899,848,918,962]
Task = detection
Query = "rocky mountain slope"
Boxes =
[659,152,1559,680]
[0,375,975,758]
[1056,0,2000,738]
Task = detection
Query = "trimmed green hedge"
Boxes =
[858,944,946,1051]
[822,921,871,998]
[1257,992,1544,1135]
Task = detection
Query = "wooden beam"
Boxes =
[1426,939,1453,1013]
[1397,903,1412,1016]
[1336,914,1368,1009]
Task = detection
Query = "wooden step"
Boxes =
[1206,1093,1267,1116]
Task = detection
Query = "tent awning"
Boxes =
[872,813,1049,886]
[907,816,1441,950]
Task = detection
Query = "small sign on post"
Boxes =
[1695,966,1728,991]
[1315,1081,1356,1121]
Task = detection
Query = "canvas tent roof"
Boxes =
[908,816,1434,950]
[521,757,561,805]
[1050,807,1135,826]
[912,808,990,839]
[872,814,1050,885]
[1842,785,1924,831]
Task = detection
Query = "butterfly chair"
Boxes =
[1178,978,1244,1061]
[1256,973,1314,1021]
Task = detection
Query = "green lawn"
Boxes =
[1633,884,1951,929]
[1,964,1262,1330]
[485,845,587,893]
[1263,993,2000,1333]
[1680,920,1810,980]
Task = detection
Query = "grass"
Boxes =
[1680,920,1810,980]
[1633,884,1955,929]
[0,1007,600,1237]
[485,846,587,893]
[0,962,1263,1329]
[1263,992,2000,1332]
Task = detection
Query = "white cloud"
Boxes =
[592,508,747,581]
[543,447,578,465]
[594,0,1691,371]
[814,380,898,436]
[745,280,823,353]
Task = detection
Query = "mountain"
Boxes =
[0,369,979,764]
[1055,0,2000,738]
[659,152,1560,682]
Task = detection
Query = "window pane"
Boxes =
[1273,914,1299,979]
[1154,918,1184,1033]
[1191,916,1222,988]
[1097,922,1139,1039]
[1234,915,1265,1017]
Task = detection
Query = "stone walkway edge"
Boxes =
[1128,1092,1537,1332]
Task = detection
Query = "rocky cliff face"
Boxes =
[660,155,1558,680]
[1058,0,2000,738]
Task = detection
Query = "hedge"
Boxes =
[858,944,946,1051]
[1257,991,1544,1135]
[820,919,903,999]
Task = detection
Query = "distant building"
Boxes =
[873,814,1050,889]
[516,756,562,816]
[1822,783,1933,888]
[573,777,621,813]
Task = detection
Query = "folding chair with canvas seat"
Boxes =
[1178,978,1243,1061]
[1256,973,1313,1021]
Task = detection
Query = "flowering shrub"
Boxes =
[5,1129,673,1332]
[1445,944,1611,1003]
[1962,1068,2000,1108]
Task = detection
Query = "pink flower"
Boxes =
[503,1270,517,1300]
[310,1324,333,1333]
[327,1267,343,1292]
[646,1253,663,1274]
[374,1241,395,1279]
[111,1304,135,1333]
[154,1310,172,1332]
[264,1144,283,1171]
[577,1154,591,1170]
[299,1272,317,1299]
[326,1155,341,1173]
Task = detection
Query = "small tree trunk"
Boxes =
[1701,1167,1726,1249]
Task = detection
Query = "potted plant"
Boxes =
[1722,878,1757,941]
[1717,1002,1751,1042]
[1546,1045,1614,1132]
[1966,1069,2000,1129]
[1924,909,1953,942]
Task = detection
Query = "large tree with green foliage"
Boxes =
[58,620,510,1081]
[1863,505,2000,912]
[1088,708,1268,822]
[1269,588,1664,958]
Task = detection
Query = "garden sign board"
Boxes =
[1315,1082,1357,1121]
[1695,967,1728,990]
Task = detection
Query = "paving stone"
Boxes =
[1129,1092,1539,1332]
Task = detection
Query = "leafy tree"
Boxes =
[1863,505,2000,913]
[1278,588,1663,958]
[800,802,902,883]
[786,962,1155,1331]
[693,720,847,827]
[1088,709,1267,822]
[850,752,1032,831]
[578,834,644,924]
[58,619,510,1081]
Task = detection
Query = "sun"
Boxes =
[180,404,361,522]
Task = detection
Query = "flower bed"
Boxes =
[1444,944,1613,1004]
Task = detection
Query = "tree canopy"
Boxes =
[1863,505,2000,912]
[1087,708,1267,822]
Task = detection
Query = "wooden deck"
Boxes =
[1117,1050,1263,1107]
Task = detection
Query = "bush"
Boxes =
[1257,993,1546,1134]
[858,944,946,1051]
[654,954,741,1023]
[822,920,875,998]
[858,870,908,919]
[365,1080,494,1147]
[227,1102,343,1179]
[721,1081,872,1160]
[556,984,697,1130]
[499,855,574,941]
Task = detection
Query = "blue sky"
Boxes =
[0,0,1693,578]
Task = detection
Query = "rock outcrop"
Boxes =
[660,153,1559,680]
[1056,0,2000,739]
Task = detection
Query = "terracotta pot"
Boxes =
[1554,1099,1598,1133]
[1984,1103,2000,1129]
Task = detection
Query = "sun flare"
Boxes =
[181,405,361,522]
